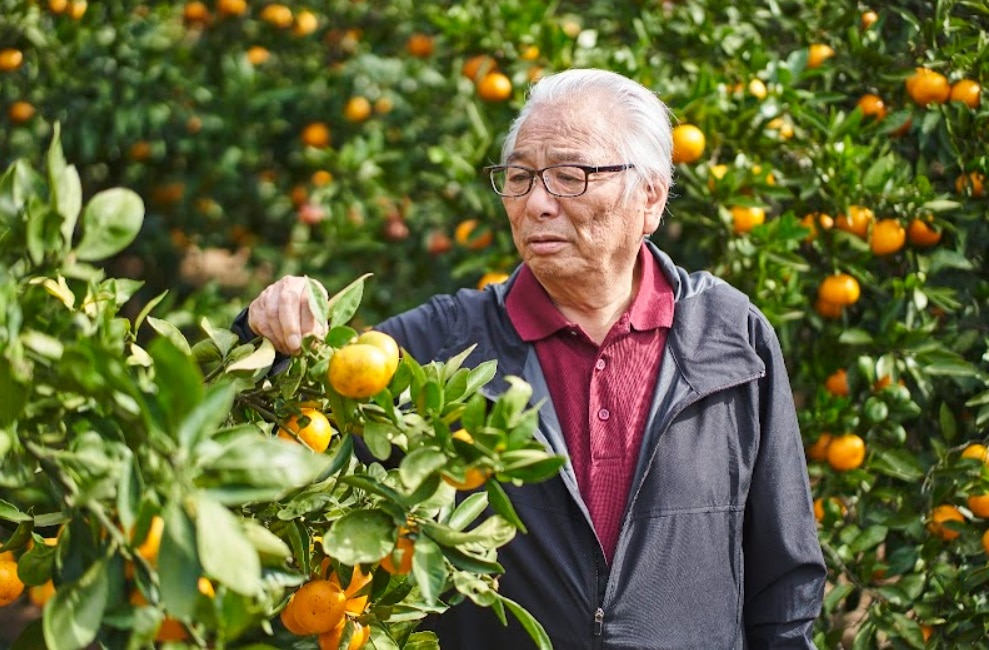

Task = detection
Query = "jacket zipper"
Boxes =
[593,607,604,636]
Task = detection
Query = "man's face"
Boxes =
[501,98,666,290]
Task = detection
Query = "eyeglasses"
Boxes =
[485,163,635,198]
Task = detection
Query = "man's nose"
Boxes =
[523,173,559,217]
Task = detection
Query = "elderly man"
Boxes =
[242,68,826,649]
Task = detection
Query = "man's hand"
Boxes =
[247,276,329,355]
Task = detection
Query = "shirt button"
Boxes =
[595,359,606,371]
[598,408,610,421]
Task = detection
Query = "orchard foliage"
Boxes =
[0,0,988,648]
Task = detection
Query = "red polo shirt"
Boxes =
[505,244,674,563]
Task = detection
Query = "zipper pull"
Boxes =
[593,607,604,636]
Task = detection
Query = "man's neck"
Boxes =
[540,263,641,346]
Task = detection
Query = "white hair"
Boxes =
[500,68,674,199]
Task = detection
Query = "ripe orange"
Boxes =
[293,10,319,37]
[156,618,189,642]
[927,504,965,541]
[818,273,861,306]
[476,72,513,102]
[216,0,246,17]
[48,0,67,13]
[967,494,989,519]
[291,580,348,634]
[870,219,906,256]
[67,0,86,19]
[961,443,989,464]
[246,46,270,65]
[406,33,435,58]
[280,594,310,635]
[312,170,334,186]
[374,96,393,114]
[857,94,887,120]
[135,515,165,565]
[0,48,24,72]
[949,79,981,108]
[906,68,951,106]
[814,298,844,320]
[183,1,209,24]
[861,10,878,29]
[28,579,55,607]
[461,54,496,81]
[302,122,331,148]
[907,218,942,247]
[730,206,766,234]
[825,369,849,397]
[454,219,493,250]
[478,271,510,290]
[0,559,25,606]
[835,205,874,238]
[813,497,847,522]
[7,101,36,124]
[427,230,453,255]
[671,124,706,164]
[766,117,793,139]
[955,171,985,197]
[826,434,866,471]
[279,408,335,453]
[355,330,401,379]
[260,3,293,28]
[128,140,152,162]
[318,620,369,650]
[329,344,396,399]
[329,565,373,599]
[807,44,835,69]
[381,536,414,575]
[800,212,833,242]
[443,466,491,491]
[707,164,729,190]
[344,96,372,122]
[806,433,833,462]
[519,44,540,61]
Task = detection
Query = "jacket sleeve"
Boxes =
[743,308,827,649]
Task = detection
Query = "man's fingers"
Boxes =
[276,283,303,354]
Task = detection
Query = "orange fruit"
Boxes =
[835,205,874,238]
[747,78,768,100]
[374,96,393,114]
[807,44,834,69]
[813,497,846,522]
[799,212,833,242]
[967,494,989,519]
[67,1,86,19]
[519,44,540,61]
[48,0,68,13]
[28,579,55,607]
[476,71,513,102]
[983,529,989,555]
[136,515,165,565]
[906,68,951,106]
[427,230,453,255]
[0,48,24,72]
[280,594,310,635]
[406,33,435,58]
[961,443,989,463]
[329,565,373,600]
[279,408,335,453]
[870,218,906,256]
[260,3,293,28]
[454,219,493,250]
[707,164,729,190]
[328,344,396,399]
[907,218,942,247]
[246,46,271,65]
[766,117,794,139]
[857,94,887,120]
[312,170,334,186]
[807,433,833,462]
[0,559,25,606]
[344,96,372,122]
[921,624,933,643]
[955,172,985,197]
[825,369,849,397]
[216,0,247,17]
[128,140,152,162]
[293,10,319,37]
[730,206,765,234]
[302,122,331,148]
[826,434,866,471]
[355,330,401,379]
[443,466,491,491]
[478,271,510,290]
[814,298,844,320]
[949,79,980,109]
[861,10,878,29]
[818,273,861,306]
[927,504,965,541]
[461,54,496,81]
[7,101,36,124]
[319,620,370,650]
[291,580,348,634]
[156,618,189,642]
[671,124,706,164]
[183,1,209,24]
[381,536,414,575]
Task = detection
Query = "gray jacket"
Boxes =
[375,241,826,649]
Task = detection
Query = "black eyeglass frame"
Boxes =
[484,163,635,198]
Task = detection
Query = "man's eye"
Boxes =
[507,171,532,183]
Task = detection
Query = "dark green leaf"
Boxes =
[149,336,203,435]
[486,481,525,533]
[499,595,553,650]
[411,534,446,606]
[159,498,202,620]
[323,509,395,565]
[177,382,236,450]
[43,555,109,650]
[327,274,369,329]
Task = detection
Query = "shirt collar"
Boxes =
[505,242,674,342]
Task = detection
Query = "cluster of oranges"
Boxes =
[461,55,514,103]
[927,444,989,554]
[280,563,373,649]
[327,330,401,400]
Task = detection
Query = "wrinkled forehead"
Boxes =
[510,94,625,163]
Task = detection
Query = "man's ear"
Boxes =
[641,180,668,235]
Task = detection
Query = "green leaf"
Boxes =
[0,361,28,427]
[159,498,202,620]
[363,419,399,461]
[323,509,396,565]
[440,544,504,574]
[74,188,144,261]
[305,276,329,326]
[0,499,32,523]
[441,345,475,382]
[226,339,276,373]
[499,595,553,650]
[460,393,487,435]
[242,519,292,562]
[486,481,526,533]
[421,515,515,548]
[148,316,193,356]
[399,447,448,492]
[177,382,236,450]
[849,525,888,553]
[11,618,47,650]
[42,555,109,650]
[327,274,370,329]
[872,449,925,482]
[447,493,488,531]
[196,493,262,596]
[201,318,242,358]
[46,124,83,250]
[149,336,203,435]
[411,534,446,606]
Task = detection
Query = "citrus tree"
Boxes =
[1,0,988,647]
[0,134,563,648]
